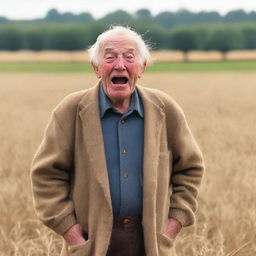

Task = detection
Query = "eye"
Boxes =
[105,54,115,61]
[126,55,134,59]
[125,54,135,62]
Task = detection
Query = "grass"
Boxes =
[147,61,256,72]
[1,61,256,73]
[0,72,256,255]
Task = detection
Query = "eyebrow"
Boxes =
[104,47,135,52]
[104,47,114,52]
[126,47,135,52]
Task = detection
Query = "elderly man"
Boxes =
[31,26,204,256]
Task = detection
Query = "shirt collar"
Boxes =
[99,83,144,118]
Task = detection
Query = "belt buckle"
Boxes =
[123,218,130,224]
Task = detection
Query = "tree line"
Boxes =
[0,22,256,60]
[1,8,256,28]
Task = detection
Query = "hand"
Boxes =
[63,224,87,246]
[164,218,182,239]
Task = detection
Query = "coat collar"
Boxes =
[78,82,165,217]
[78,83,113,213]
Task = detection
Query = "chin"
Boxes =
[109,86,132,98]
[110,91,131,101]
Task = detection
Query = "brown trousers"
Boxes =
[106,216,146,256]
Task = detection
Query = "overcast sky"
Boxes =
[1,0,256,19]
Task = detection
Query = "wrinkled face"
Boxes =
[93,33,145,103]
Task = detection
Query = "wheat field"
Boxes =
[0,72,255,255]
[1,50,256,62]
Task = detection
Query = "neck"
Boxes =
[110,97,131,114]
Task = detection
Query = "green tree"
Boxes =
[204,28,243,60]
[169,29,198,61]
[192,27,209,49]
[44,9,94,23]
[76,13,94,23]
[196,11,221,23]
[86,22,108,47]
[60,12,75,22]
[224,9,248,23]
[100,10,133,24]
[248,11,256,21]
[45,9,60,22]
[25,29,47,50]
[147,26,169,49]
[47,26,88,50]
[135,9,152,21]
[241,26,256,49]
[0,27,24,50]
[154,12,176,29]
[131,22,168,49]
[0,16,8,24]
[155,9,222,29]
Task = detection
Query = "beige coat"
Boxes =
[31,83,204,256]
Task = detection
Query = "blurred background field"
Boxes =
[0,72,255,255]
[1,4,256,256]
[1,51,256,73]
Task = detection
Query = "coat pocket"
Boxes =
[66,239,92,256]
[159,233,175,247]
[157,233,177,256]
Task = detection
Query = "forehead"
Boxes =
[100,33,138,53]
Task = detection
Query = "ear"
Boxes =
[138,61,146,79]
[91,62,101,78]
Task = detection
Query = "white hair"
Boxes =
[88,26,151,66]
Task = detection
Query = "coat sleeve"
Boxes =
[165,98,204,227]
[30,111,77,235]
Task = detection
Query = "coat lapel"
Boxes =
[137,86,165,206]
[137,86,165,253]
[78,84,113,214]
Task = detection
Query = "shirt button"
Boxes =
[122,173,128,178]
[121,119,125,123]
[122,149,128,154]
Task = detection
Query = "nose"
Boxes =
[114,56,126,71]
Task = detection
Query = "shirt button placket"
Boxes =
[119,115,129,215]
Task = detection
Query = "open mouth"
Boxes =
[111,76,128,84]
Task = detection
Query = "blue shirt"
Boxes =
[99,84,144,216]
